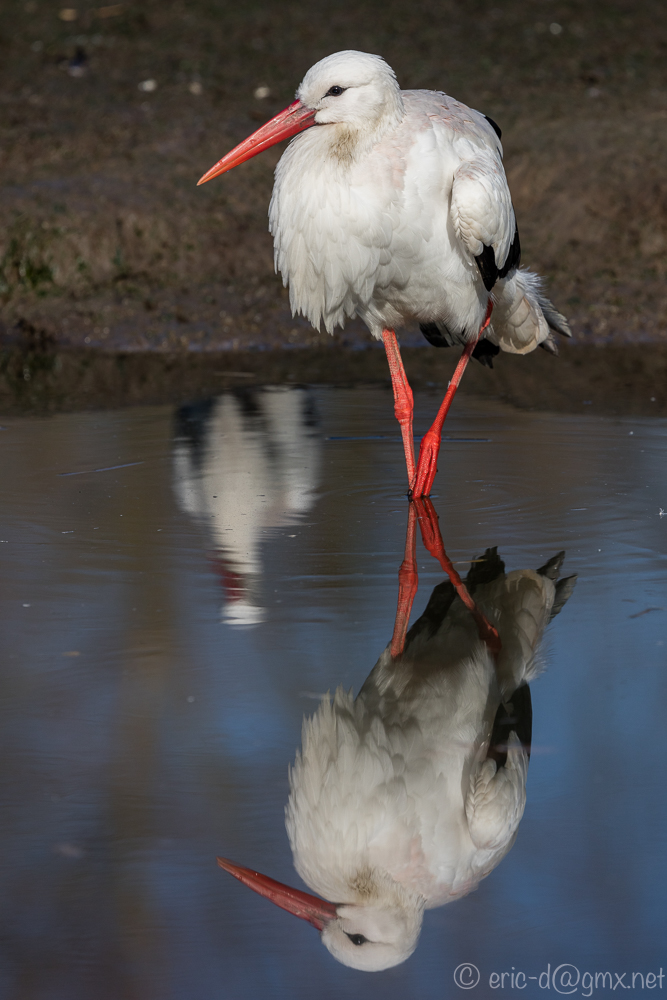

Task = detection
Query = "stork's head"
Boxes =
[197,51,403,185]
[217,857,423,971]
[320,899,423,971]
[296,50,403,132]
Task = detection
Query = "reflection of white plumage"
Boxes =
[218,537,575,970]
[173,387,320,624]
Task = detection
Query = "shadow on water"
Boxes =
[0,385,666,998]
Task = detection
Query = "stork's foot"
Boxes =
[412,497,442,553]
[410,300,494,497]
[390,502,418,657]
[414,497,501,655]
[410,428,441,498]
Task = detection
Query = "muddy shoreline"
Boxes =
[3,0,667,419]
[2,341,665,418]
[2,0,667,354]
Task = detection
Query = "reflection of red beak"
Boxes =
[217,857,338,931]
[197,101,317,185]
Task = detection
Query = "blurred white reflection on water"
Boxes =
[172,387,321,625]
[0,387,666,1000]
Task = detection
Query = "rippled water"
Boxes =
[1,386,666,999]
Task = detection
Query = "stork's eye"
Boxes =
[325,86,344,97]
[346,933,368,946]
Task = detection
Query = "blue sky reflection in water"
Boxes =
[0,386,666,999]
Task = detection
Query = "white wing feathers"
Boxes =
[450,143,516,271]
[465,732,529,852]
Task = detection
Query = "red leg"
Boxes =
[411,301,494,498]
[414,498,501,656]
[382,329,416,488]
[390,502,419,658]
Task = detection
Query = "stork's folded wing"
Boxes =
[450,142,518,290]
[465,732,529,852]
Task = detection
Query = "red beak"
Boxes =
[217,857,338,931]
[197,100,317,185]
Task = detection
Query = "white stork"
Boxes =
[198,50,570,496]
[216,501,576,971]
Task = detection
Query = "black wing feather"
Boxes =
[419,322,456,348]
[474,223,521,292]
[498,225,521,279]
[487,683,533,768]
[483,115,502,140]
[419,323,500,367]
[474,244,498,292]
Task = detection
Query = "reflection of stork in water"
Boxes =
[173,387,321,625]
[218,501,576,970]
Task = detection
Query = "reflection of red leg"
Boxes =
[208,552,246,604]
[382,329,416,488]
[414,498,501,656]
[411,301,494,498]
[390,503,419,658]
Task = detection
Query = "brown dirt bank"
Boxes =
[1,0,667,351]
[1,341,665,417]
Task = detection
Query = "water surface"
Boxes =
[1,386,666,999]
